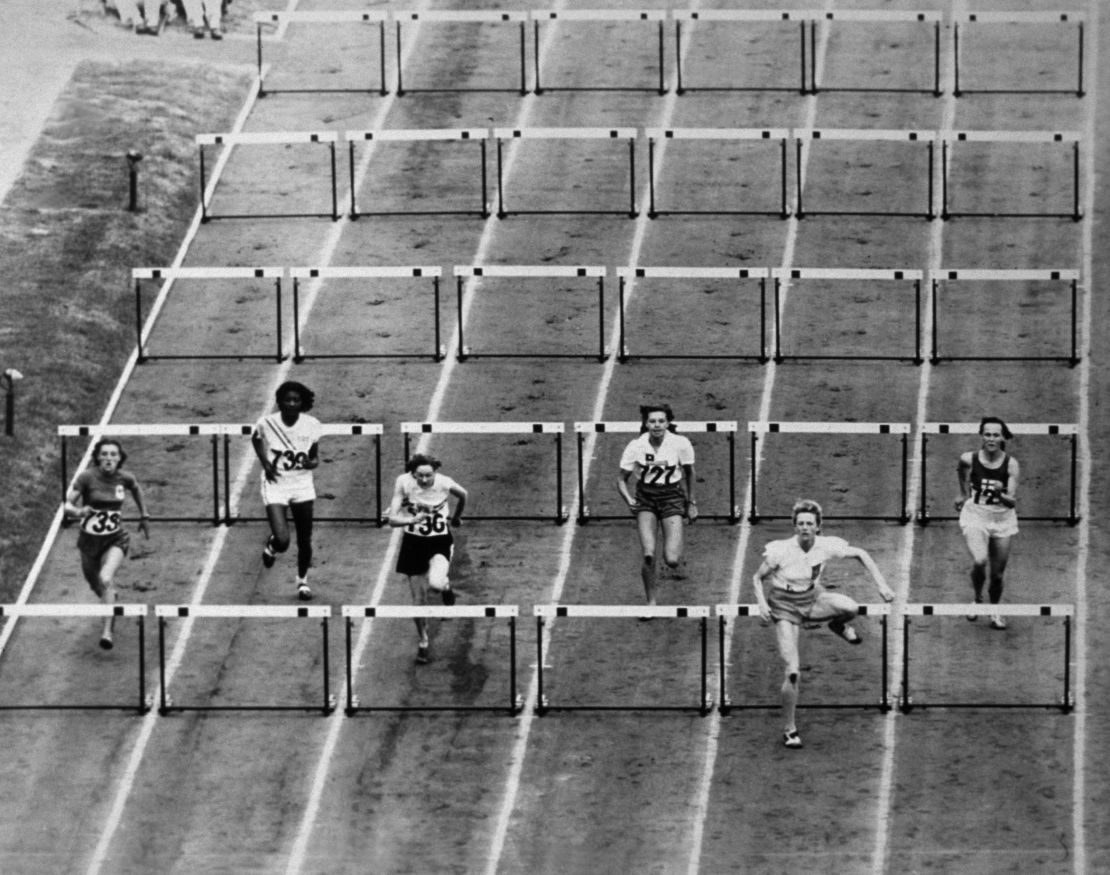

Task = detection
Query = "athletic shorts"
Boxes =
[959,503,1019,540]
[767,584,825,626]
[77,529,131,564]
[631,482,687,519]
[396,532,453,577]
[261,474,315,507]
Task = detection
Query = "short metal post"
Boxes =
[126,150,142,212]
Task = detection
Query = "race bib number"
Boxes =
[643,462,679,485]
[405,503,449,536]
[82,510,122,535]
[271,449,311,472]
[975,478,1004,505]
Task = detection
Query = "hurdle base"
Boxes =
[899,699,1073,715]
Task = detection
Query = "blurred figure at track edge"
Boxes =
[387,454,468,665]
[64,439,149,649]
[252,381,321,601]
[753,499,894,749]
[181,0,227,39]
[105,0,165,34]
[954,416,1020,630]
[616,403,697,607]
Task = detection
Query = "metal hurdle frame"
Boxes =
[454,265,609,361]
[674,10,810,95]
[197,131,339,222]
[59,424,223,526]
[900,603,1075,713]
[220,423,383,525]
[749,422,912,524]
[532,9,667,95]
[0,604,149,713]
[155,604,334,715]
[616,267,770,362]
[716,604,892,714]
[809,10,942,96]
[929,269,1080,366]
[645,129,790,218]
[345,129,489,218]
[342,605,521,715]
[493,128,638,218]
[253,11,389,97]
[771,268,924,364]
[533,605,713,715]
[795,129,936,219]
[917,422,1079,525]
[954,11,1085,97]
[395,9,528,96]
[132,267,286,363]
[574,420,738,524]
[400,421,566,524]
[290,266,444,362]
[941,131,1082,220]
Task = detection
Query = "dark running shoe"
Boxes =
[441,587,456,607]
[783,729,803,749]
[828,619,861,645]
[262,539,276,569]
[415,645,430,665]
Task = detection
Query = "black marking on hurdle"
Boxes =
[397,17,527,96]
[533,15,666,96]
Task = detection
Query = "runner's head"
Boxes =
[275,381,315,414]
[92,439,126,472]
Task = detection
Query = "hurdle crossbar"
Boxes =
[929,269,1080,365]
[941,130,1082,220]
[396,10,528,95]
[197,132,339,221]
[290,266,444,362]
[345,128,489,218]
[645,128,790,218]
[132,267,286,363]
[532,9,667,95]
[810,11,942,96]
[749,421,911,523]
[918,422,1078,524]
[0,603,148,712]
[220,423,383,525]
[341,605,520,714]
[59,423,223,525]
[954,12,1085,97]
[900,603,1074,712]
[534,604,712,714]
[155,604,333,714]
[795,129,935,219]
[401,421,565,523]
[675,10,810,94]
[716,603,891,713]
[453,265,608,361]
[616,267,770,362]
[574,420,738,523]
[493,128,638,217]
[771,267,924,363]
[253,11,388,97]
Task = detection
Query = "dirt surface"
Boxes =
[0,1,1108,874]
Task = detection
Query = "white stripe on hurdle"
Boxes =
[0,603,147,618]
[819,10,942,22]
[344,128,487,142]
[289,266,441,279]
[773,267,924,280]
[534,604,710,619]
[795,128,936,142]
[400,10,528,23]
[616,266,771,280]
[961,11,1085,24]
[644,128,791,141]
[574,420,738,433]
[58,424,225,437]
[931,268,1079,281]
[904,603,1074,617]
[946,130,1081,144]
[673,10,814,22]
[749,421,911,435]
[132,266,283,279]
[153,605,330,619]
[195,131,339,146]
[342,605,517,619]
[493,127,637,140]
[922,422,1077,436]
[215,423,383,437]
[401,421,564,435]
[252,10,388,24]
[532,9,667,23]
[453,265,605,278]
[715,603,893,617]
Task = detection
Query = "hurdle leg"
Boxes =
[794,139,805,219]
[647,137,657,218]
[292,277,303,363]
[210,434,220,526]
[597,276,606,362]
[779,138,789,219]
[378,20,388,96]
[479,140,489,218]
[517,20,527,95]
[627,137,637,218]
[576,432,587,524]
[535,616,548,715]
[675,21,684,95]
[455,276,467,361]
[900,615,913,713]
[433,276,443,362]
[137,613,149,714]
[199,143,209,222]
[932,22,941,97]
[699,616,710,715]
[508,616,519,715]
[880,614,890,712]
[348,141,358,219]
[158,616,170,715]
[496,138,506,218]
[717,617,729,715]
[926,140,935,220]
[345,617,356,715]
[329,142,338,221]
[134,277,146,363]
[953,23,962,97]
[274,277,284,363]
[321,617,332,715]
[1062,616,1073,713]
[798,21,808,95]
[554,433,565,525]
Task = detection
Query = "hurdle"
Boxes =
[132,267,286,363]
[531,9,667,95]
[0,604,148,712]
[900,603,1074,713]
[290,266,444,362]
[941,131,1082,220]
[252,11,388,97]
[493,128,638,217]
[748,422,911,523]
[716,603,892,714]
[917,422,1078,525]
[574,420,738,523]
[674,10,809,95]
[771,268,924,364]
[795,129,935,219]
[454,265,608,361]
[155,604,333,715]
[342,605,521,715]
[197,131,339,221]
[400,421,566,524]
[59,424,223,525]
[220,423,383,525]
[616,267,770,362]
[954,11,1085,97]
[929,269,1080,366]
[645,129,790,218]
[345,129,489,218]
[533,605,712,715]
[810,10,942,96]
[395,10,528,95]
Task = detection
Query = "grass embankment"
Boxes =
[0,60,250,600]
